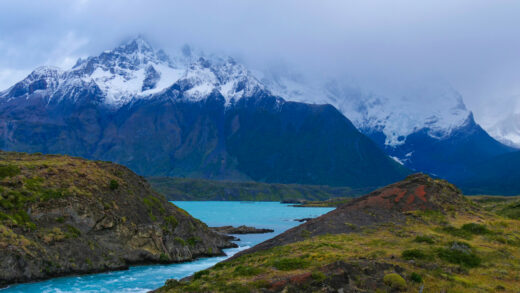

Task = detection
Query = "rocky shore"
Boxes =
[210,225,274,234]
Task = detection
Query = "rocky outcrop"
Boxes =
[0,151,235,287]
[210,225,274,234]
[265,261,405,293]
[234,173,476,256]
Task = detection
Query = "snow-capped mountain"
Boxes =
[0,36,265,107]
[0,36,515,190]
[0,37,409,188]
[256,69,514,181]
[488,112,520,148]
[258,71,471,148]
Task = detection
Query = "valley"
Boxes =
[0,10,519,293]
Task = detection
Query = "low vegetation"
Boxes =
[292,197,352,207]
[156,175,520,292]
[471,195,520,220]
[148,177,368,201]
[157,211,520,292]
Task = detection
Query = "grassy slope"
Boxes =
[0,151,233,286]
[158,210,520,292]
[471,195,520,220]
[148,177,369,201]
[157,186,520,292]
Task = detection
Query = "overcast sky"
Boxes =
[1,0,519,128]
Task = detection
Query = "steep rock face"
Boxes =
[225,96,410,187]
[0,151,234,287]
[237,173,474,255]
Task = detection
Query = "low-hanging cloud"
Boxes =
[1,0,520,127]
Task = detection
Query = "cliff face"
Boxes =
[0,151,235,287]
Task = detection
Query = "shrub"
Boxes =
[163,215,178,230]
[193,269,209,280]
[159,253,169,262]
[414,235,435,244]
[437,243,481,268]
[187,236,201,246]
[461,223,491,235]
[273,257,310,271]
[174,237,186,246]
[402,249,432,260]
[0,164,21,179]
[440,226,473,239]
[410,272,423,283]
[383,273,407,291]
[109,179,119,190]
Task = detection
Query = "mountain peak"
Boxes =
[117,35,154,55]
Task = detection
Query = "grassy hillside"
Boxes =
[148,177,369,201]
[471,195,520,220]
[156,174,520,292]
[0,151,234,286]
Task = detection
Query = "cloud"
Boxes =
[0,0,519,127]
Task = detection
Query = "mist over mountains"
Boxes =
[0,37,517,193]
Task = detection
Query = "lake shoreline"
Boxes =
[4,201,333,293]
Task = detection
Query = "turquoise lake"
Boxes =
[2,201,334,293]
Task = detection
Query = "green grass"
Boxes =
[460,223,491,235]
[414,235,435,244]
[272,257,310,271]
[401,249,433,260]
[155,206,520,293]
[470,195,520,220]
[436,244,481,268]
[0,164,21,179]
[233,265,264,276]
